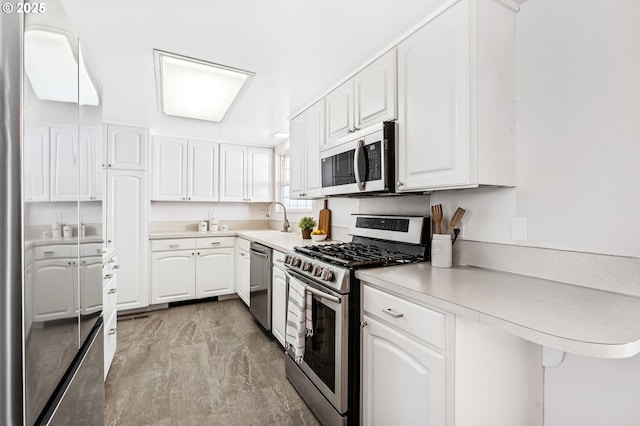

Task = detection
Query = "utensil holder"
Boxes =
[431,234,452,268]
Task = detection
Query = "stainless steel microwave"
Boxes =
[320,121,395,196]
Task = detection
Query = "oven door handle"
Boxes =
[354,139,366,191]
[285,270,342,304]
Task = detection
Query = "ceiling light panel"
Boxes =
[154,50,254,123]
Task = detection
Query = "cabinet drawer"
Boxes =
[151,238,196,252]
[81,243,104,257]
[34,245,73,260]
[104,311,117,380]
[103,275,117,320]
[195,237,234,249]
[363,285,446,351]
[273,250,286,268]
[236,237,250,251]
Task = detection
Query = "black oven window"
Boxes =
[303,297,336,392]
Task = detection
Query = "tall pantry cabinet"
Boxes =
[104,123,149,311]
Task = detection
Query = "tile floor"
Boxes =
[105,299,320,425]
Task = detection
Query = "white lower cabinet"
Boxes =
[103,252,118,381]
[235,238,251,306]
[33,258,76,322]
[362,282,544,426]
[271,250,287,347]
[150,237,235,304]
[362,285,447,425]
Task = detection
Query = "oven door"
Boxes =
[285,269,349,414]
[321,124,389,196]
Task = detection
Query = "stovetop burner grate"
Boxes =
[294,242,421,268]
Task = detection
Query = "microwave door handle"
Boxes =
[354,139,366,191]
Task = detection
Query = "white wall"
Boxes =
[432,0,640,258]
[149,202,271,223]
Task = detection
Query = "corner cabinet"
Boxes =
[289,98,324,199]
[151,136,219,202]
[361,282,544,426]
[219,144,273,202]
[396,0,516,192]
[326,49,397,144]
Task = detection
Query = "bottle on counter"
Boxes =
[209,218,219,232]
[198,220,208,232]
[51,222,61,238]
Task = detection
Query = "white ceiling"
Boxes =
[60,0,463,146]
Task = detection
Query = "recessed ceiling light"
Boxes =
[153,49,254,123]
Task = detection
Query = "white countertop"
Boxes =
[149,229,336,253]
[356,263,640,359]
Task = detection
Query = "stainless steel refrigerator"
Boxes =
[1,1,105,424]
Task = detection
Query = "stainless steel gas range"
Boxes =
[284,215,431,426]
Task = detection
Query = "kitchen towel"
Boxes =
[286,278,307,363]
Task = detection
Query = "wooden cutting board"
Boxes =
[318,199,331,239]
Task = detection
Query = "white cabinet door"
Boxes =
[24,125,50,202]
[289,113,305,199]
[33,259,76,322]
[247,146,273,202]
[219,144,247,202]
[397,0,471,191]
[304,99,325,198]
[79,257,103,315]
[151,136,187,201]
[78,127,92,201]
[325,80,354,144]
[235,248,250,306]
[188,140,219,202]
[50,125,79,202]
[271,265,287,347]
[151,250,195,304]
[362,314,446,426]
[105,124,148,170]
[355,49,397,129]
[195,248,234,298]
[90,127,103,200]
[106,170,148,310]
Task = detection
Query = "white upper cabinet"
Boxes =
[79,126,103,201]
[188,140,219,202]
[104,124,148,171]
[24,125,50,202]
[289,98,324,199]
[326,50,397,144]
[355,50,397,131]
[326,80,354,144]
[247,147,273,202]
[396,0,516,192]
[151,136,188,201]
[50,125,78,202]
[219,144,273,202]
[151,136,220,202]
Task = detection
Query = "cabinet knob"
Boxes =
[108,288,117,294]
[104,274,113,280]
[108,328,116,335]
[108,164,112,167]
[397,181,404,187]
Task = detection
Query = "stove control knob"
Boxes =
[284,255,292,264]
[312,265,322,276]
[292,257,301,267]
[321,269,333,281]
[302,261,312,272]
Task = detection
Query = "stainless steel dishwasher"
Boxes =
[249,242,272,330]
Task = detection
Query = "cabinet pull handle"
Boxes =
[275,259,284,263]
[112,264,120,270]
[108,288,117,294]
[211,242,220,246]
[382,308,404,319]
[108,328,117,335]
[169,244,179,249]
[104,274,113,279]
[44,251,54,256]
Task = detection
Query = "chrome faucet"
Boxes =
[266,202,290,232]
